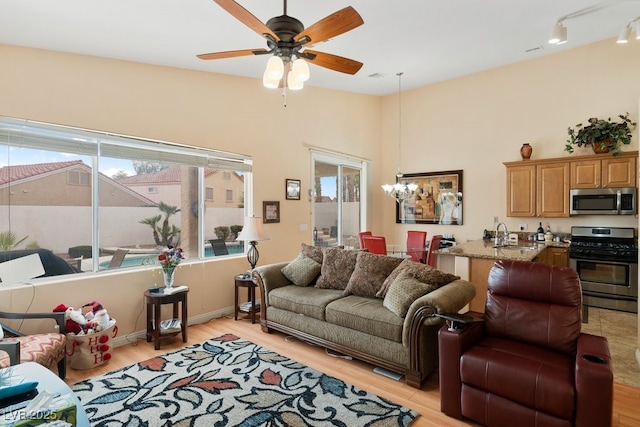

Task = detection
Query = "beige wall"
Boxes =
[0,43,380,337]
[1,39,639,342]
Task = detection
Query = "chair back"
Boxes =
[209,239,229,256]
[485,260,582,354]
[107,249,129,269]
[425,235,443,267]
[357,231,372,249]
[406,230,427,263]
[361,236,387,255]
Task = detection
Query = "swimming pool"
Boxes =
[100,246,244,269]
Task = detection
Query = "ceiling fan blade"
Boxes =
[197,48,267,60]
[303,50,363,75]
[294,6,363,45]
[214,0,279,41]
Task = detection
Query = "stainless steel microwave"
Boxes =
[570,188,636,215]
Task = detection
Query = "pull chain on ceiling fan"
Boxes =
[197,0,364,90]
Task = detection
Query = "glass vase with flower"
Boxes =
[157,246,183,289]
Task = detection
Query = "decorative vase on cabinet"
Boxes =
[520,143,533,160]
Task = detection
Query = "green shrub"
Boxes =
[230,225,243,240]
[214,226,230,241]
[69,245,92,258]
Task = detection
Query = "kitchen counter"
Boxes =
[435,239,568,262]
[435,239,570,312]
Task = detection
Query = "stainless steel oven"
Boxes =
[569,226,638,313]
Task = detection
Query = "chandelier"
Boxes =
[381,72,417,203]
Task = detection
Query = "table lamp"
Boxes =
[236,216,270,271]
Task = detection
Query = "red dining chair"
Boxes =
[357,231,372,249]
[361,236,387,255]
[426,235,443,268]
[406,230,427,263]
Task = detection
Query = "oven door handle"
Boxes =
[616,190,621,214]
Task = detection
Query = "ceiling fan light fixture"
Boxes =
[265,56,285,80]
[287,71,304,90]
[292,58,310,81]
[262,70,280,89]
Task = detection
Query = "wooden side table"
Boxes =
[144,288,189,350]
[234,274,259,323]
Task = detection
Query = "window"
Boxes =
[0,116,252,276]
[223,172,231,180]
[68,170,91,186]
[226,189,233,203]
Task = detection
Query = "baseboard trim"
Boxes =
[111,307,233,348]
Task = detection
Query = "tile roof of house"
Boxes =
[0,160,85,185]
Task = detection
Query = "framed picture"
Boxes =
[263,201,280,223]
[395,170,463,225]
[285,178,301,200]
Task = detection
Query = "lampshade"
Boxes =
[287,71,304,90]
[237,217,270,242]
[292,58,310,82]
[263,71,280,89]
[265,56,285,80]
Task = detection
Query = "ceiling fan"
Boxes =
[197,0,364,89]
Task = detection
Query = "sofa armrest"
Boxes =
[575,333,613,427]
[252,262,293,306]
[402,279,476,346]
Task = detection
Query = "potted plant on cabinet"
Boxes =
[565,112,636,156]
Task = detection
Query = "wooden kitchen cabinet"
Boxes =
[505,161,569,217]
[570,154,636,188]
[544,246,569,267]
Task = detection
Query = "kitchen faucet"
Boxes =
[495,222,509,246]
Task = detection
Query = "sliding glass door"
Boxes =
[312,152,366,249]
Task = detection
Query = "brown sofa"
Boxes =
[252,245,476,388]
[438,260,613,427]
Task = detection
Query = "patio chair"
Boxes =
[0,310,67,379]
[107,249,129,269]
[209,239,229,256]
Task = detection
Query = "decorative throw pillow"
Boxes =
[301,243,323,265]
[315,247,359,290]
[281,253,322,286]
[383,271,437,317]
[343,251,403,298]
[377,259,460,298]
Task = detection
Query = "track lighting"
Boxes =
[617,25,632,43]
[549,21,567,45]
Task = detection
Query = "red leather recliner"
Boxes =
[438,260,613,427]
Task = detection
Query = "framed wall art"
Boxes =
[263,201,280,223]
[285,178,301,200]
[395,170,463,225]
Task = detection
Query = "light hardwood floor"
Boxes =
[65,316,640,427]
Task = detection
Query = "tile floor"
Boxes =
[581,306,640,388]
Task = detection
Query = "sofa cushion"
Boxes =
[377,259,460,298]
[383,271,437,317]
[315,247,359,290]
[325,295,403,342]
[268,285,344,321]
[301,243,323,265]
[281,253,321,286]
[343,251,403,298]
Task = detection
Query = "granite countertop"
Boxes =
[434,239,569,262]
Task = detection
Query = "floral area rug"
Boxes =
[71,334,419,426]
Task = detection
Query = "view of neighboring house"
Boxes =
[116,167,244,209]
[0,160,157,253]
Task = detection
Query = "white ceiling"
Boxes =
[1,0,639,96]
